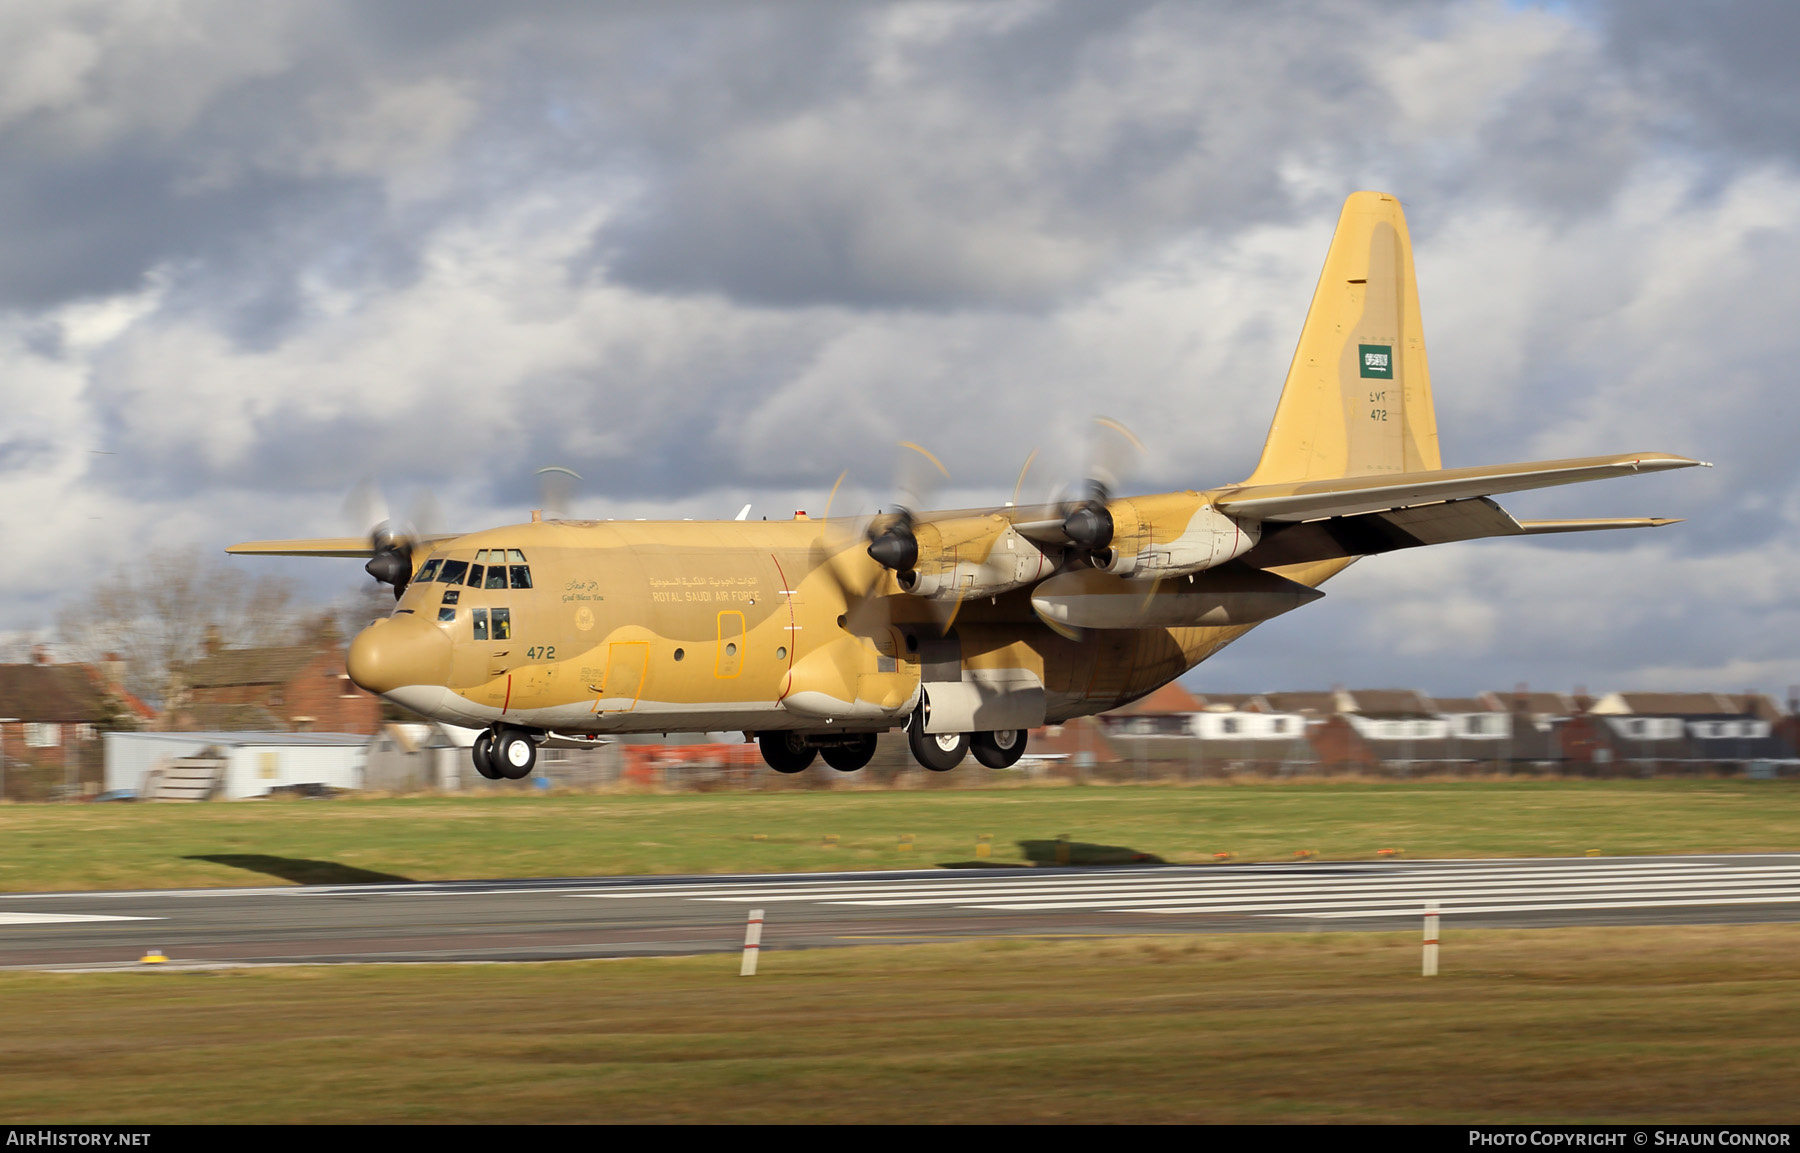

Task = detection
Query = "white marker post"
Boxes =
[740,908,765,976]
[1422,901,1439,977]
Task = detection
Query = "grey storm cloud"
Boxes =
[1,0,1797,697]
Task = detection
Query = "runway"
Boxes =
[5,853,1800,969]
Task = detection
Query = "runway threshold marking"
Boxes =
[579,860,1800,922]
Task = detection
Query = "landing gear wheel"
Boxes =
[821,733,878,772]
[908,721,969,772]
[972,728,1028,769]
[758,731,817,774]
[472,731,502,780]
[494,729,537,780]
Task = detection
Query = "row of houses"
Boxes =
[3,628,1798,797]
[1079,685,1800,777]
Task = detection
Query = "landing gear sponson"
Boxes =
[753,717,1027,774]
[472,725,539,781]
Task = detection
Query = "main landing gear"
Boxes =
[472,726,538,781]
[752,723,1028,776]
[756,731,879,774]
[906,717,1028,772]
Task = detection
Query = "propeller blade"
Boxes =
[536,466,581,519]
[1010,448,1039,508]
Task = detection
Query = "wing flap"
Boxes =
[1216,452,1705,523]
[1238,497,1519,568]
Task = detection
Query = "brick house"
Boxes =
[165,622,382,735]
[0,650,148,799]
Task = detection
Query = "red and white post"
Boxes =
[740,908,765,977]
[1422,901,1439,977]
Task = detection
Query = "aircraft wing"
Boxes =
[226,538,378,558]
[1214,452,1705,523]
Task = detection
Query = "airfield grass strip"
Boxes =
[1,924,1797,1123]
[0,780,1797,893]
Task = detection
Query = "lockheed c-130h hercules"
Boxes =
[230,192,1704,782]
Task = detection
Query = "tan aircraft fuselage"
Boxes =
[346,514,1354,737]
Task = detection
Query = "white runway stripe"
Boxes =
[0,912,159,924]
[579,859,1800,921]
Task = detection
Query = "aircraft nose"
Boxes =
[347,613,453,695]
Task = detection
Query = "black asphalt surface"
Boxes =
[4,854,1800,969]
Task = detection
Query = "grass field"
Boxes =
[3,924,1798,1123]
[0,780,1796,892]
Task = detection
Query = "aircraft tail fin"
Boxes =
[1244,191,1441,485]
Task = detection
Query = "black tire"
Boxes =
[472,731,502,780]
[821,733,878,772]
[908,721,968,772]
[972,728,1028,769]
[494,729,537,780]
[758,731,816,774]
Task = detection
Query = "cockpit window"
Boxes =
[466,564,484,587]
[485,565,508,589]
[415,558,443,583]
[507,549,527,563]
[437,606,457,623]
[437,560,469,584]
[509,565,532,589]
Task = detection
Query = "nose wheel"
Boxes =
[473,727,538,780]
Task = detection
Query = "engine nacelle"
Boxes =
[898,516,1054,601]
[1094,497,1259,579]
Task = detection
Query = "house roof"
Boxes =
[1346,689,1437,717]
[1106,682,1204,717]
[1590,692,1766,717]
[1432,696,1497,714]
[176,646,325,688]
[1195,692,1269,712]
[1486,691,1579,717]
[1261,691,1341,715]
[0,664,111,723]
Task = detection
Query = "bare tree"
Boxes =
[57,545,307,706]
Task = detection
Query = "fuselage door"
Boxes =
[605,641,649,712]
[715,611,745,679]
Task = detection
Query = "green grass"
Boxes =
[3,925,1798,1123]
[3,779,1799,892]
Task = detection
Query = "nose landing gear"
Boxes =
[472,726,538,781]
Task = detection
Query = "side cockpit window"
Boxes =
[415,558,443,583]
[467,564,484,587]
[438,560,469,584]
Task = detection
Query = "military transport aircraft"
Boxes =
[229,192,1703,782]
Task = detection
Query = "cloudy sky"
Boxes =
[3,0,1796,699]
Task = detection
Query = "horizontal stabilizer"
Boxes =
[1217,452,1705,524]
[1518,517,1682,534]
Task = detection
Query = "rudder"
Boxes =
[1244,192,1441,484]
